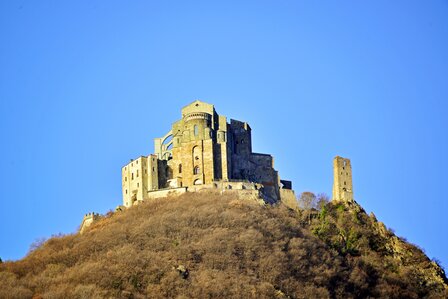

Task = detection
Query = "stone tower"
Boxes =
[332,156,354,202]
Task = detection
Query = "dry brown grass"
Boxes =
[0,191,446,298]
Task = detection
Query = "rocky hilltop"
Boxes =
[1,192,446,299]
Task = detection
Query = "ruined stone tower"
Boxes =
[332,156,354,202]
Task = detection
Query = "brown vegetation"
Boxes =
[1,191,447,298]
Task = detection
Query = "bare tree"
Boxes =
[316,193,330,211]
[298,192,317,210]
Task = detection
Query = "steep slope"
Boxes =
[1,192,446,299]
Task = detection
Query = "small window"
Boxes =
[152,167,155,171]
[145,170,147,174]
[137,170,139,177]
[194,125,198,136]
[125,177,127,182]
[137,183,139,187]
[132,173,134,180]
[179,164,182,174]
[126,189,128,194]
[136,160,138,164]
[194,166,200,175]
[344,181,346,185]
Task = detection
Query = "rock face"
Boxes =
[312,198,448,297]
[1,192,446,299]
[370,212,448,291]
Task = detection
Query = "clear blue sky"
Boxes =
[1,1,447,269]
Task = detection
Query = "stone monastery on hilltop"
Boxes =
[122,100,294,207]
[80,100,354,233]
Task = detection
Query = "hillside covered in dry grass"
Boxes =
[1,192,447,299]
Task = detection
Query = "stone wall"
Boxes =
[147,187,188,199]
[79,212,101,234]
[280,189,298,210]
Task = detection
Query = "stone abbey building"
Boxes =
[80,100,355,232]
[121,100,294,207]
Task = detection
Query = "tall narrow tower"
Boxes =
[332,156,354,202]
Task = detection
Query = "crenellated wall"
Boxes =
[79,212,101,234]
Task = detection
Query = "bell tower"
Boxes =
[332,156,354,202]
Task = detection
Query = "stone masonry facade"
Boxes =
[332,156,354,202]
[121,100,293,208]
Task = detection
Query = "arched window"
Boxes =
[192,146,201,161]
[178,164,182,174]
[194,125,198,136]
[194,166,200,175]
